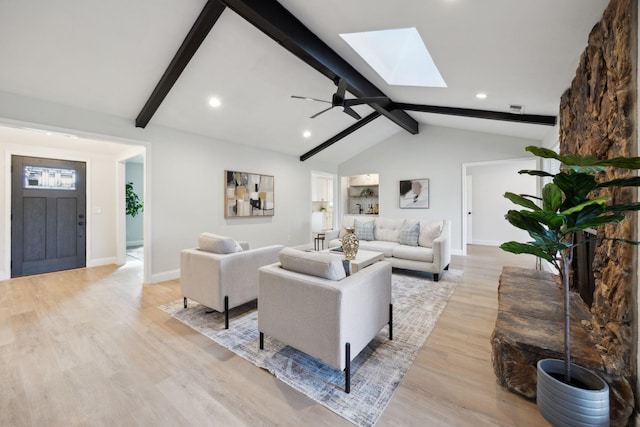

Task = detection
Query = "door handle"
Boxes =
[78,221,85,226]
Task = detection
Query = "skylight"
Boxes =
[340,27,446,88]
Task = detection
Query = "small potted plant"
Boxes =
[360,187,374,198]
[501,146,640,426]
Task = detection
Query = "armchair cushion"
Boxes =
[198,232,243,254]
[278,247,346,281]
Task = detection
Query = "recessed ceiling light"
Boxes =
[340,27,446,88]
[476,93,487,99]
[208,97,221,108]
[303,130,312,138]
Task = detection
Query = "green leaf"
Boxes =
[505,210,547,234]
[500,241,555,262]
[520,209,564,230]
[598,176,640,188]
[504,192,540,211]
[518,169,555,178]
[560,196,609,216]
[525,145,640,169]
[564,214,625,233]
[542,183,562,212]
[605,202,640,212]
[554,172,599,207]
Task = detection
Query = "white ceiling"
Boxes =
[0,0,610,163]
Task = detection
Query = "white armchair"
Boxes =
[180,233,283,329]
[258,248,392,393]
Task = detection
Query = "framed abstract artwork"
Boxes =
[225,171,274,217]
[399,178,429,208]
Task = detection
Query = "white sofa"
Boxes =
[180,232,284,329]
[258,248,392,393]
[325,216,451,281]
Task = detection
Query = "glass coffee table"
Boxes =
[323,248,385,274]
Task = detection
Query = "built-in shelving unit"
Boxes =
[346,174,379,215]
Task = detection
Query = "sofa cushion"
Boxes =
[278,248,346,281]
[418,220,443,248]
[198,233,243,254]
[357,240,400,258]
[374,218,405,242]
[355,219,375,241]
[393,245,434,263]
[398,222,420,246]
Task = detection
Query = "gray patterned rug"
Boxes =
[160,268,461,426]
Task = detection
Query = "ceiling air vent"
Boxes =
[509,104,524,114]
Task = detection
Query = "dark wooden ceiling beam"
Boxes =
[392,103,557,126]
[217,0,419,135]
[299,112,381,161]
[135,1,226,128]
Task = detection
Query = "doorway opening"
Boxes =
[311,172,336,247]
[125,156,144,264]
[462,158,535,256]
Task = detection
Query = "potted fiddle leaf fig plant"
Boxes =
[126,182,144,217]
[500,145,640,427]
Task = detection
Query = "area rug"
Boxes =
[160,269,462,426]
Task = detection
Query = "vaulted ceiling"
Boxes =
[0,0,610,163]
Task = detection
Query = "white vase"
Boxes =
[537,358,609,427]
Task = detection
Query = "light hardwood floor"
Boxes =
[0,245,549,426]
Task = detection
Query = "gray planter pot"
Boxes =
[537,359,609,427]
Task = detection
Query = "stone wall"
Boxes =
[558,0,637,424]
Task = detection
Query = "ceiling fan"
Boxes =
[291,78,389,120]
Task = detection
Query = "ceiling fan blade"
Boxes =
[310,106,333,119]
[343,96,390,107]
[291,95,331,104]
[343,106,362,120]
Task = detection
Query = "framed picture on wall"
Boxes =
[399,178,429,208]
[225,170,274,218]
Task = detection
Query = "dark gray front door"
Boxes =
[11,156,87,277]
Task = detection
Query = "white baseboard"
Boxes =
[150,269,180,284]
[469,240,502,247]
[87,257,117,267]
[126,240,144,248]
[0,270,7,280]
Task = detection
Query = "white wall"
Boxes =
[0,90,337,282]
[338,125,541,253]
[467,159,536,246]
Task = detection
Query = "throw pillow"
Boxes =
[399,222,420,246]
[418,221,443,248]
[355,219,375,241]
[198,232,243,254]
[278,248,346,281]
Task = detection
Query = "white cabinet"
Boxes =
[311,212,333,231]
[322,212,333,230]
[312,176,332,201]
[349,174,379,186]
